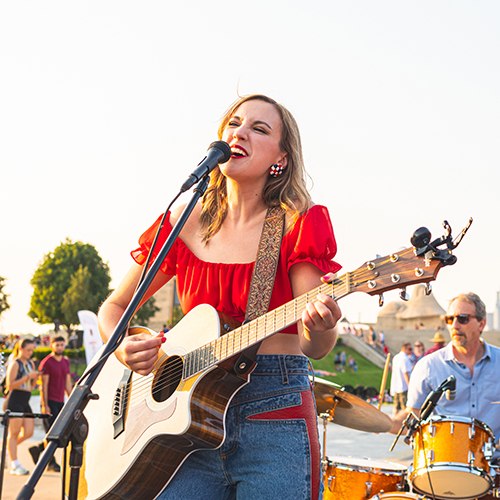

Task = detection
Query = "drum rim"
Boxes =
[371,493,429,499]
[411,464,492,499]
[324,454,408,473]
[419,415,495,438]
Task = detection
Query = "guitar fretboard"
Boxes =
[183,275,351,378]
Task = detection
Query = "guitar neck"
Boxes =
[183,275,352,378]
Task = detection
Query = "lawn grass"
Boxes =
[310,342,391,392]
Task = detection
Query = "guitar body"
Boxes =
[78,304,247,500]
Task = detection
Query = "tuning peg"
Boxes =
[399,288,410,301]
[411,227,432,250]
[379,294,384,307]
[425,283,432,296]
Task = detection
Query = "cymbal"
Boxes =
[311,376,392,433]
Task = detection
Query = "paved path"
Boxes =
[1,399,413,499]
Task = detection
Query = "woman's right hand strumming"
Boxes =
[115,330,166,376]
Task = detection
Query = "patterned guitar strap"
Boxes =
[234,205,285,375]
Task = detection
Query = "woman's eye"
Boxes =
[254,127,267,133]
[228,121,239,127]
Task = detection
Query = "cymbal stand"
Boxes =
[319,395,339,478]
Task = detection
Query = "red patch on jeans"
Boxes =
[247,390,320,500]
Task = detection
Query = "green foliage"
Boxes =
[61,266,100,327]
[171,305,185,327]
[310,345,389,389]
[0,276,10,319]
[133,296,160,326]
[29,239,111,331]
[1,347,85,362]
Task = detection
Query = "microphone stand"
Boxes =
[16,175,211,500]
[389,375,456,452]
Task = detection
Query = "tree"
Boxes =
[29,239,111,331]
[61,265,101,328]
[133,296,160,326]
[0,276,10,319]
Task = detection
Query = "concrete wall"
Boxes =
[339,333,387,369]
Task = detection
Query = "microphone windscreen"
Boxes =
[209,141,231,163]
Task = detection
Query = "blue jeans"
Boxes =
[157,354,322,500]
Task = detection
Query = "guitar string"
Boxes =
[127,287,360,405]
[123,282,355,405]
[121,257,425,404]
[122,287,325,405]
[122,273,396,405]
[122,281,339,403]
[120,262,411,405]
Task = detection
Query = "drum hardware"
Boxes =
[390,376,457,453]
[365,480,373,498]
[484,441,495,461]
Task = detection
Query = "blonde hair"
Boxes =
[200,94,311,242]
[11,340,21,359]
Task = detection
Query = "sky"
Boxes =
[1,1,499,336]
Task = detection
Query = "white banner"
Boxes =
[78,310,104,365]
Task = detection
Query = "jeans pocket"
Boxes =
[239,391,303,420]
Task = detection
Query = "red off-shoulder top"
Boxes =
[131,205,341,334]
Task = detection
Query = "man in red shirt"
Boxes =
[29,336,73,472]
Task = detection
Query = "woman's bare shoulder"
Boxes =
[170,203,202,226]
[170,202,203,242]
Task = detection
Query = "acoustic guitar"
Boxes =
[76,236,458,500]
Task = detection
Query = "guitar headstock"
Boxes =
[344,219,472,303]
[347,246,444,298]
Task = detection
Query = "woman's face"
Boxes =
[221,99,287,181]
[21,343,34,359]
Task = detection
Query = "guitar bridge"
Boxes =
[112,368,132,439]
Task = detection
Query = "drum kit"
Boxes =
[312,377,500,500]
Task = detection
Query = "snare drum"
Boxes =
[371,494,429,499]
[410,415,495,500]
[323,455,407,500]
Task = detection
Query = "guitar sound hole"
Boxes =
[152,355,183,403]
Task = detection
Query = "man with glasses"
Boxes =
[390,293,500,463]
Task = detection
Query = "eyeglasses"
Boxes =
[443,314,477,325]
[415,344,423,348]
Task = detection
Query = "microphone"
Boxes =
[180,141,232,192]
[446,375,456,400]
[420,375,456,421]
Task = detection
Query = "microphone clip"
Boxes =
[390,411,420,452]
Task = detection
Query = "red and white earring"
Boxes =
[269,163,284,177]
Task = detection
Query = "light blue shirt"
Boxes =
[408,340,500,446]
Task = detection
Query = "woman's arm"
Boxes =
[290,263,341,360]
[6,361,38,391]
[98,262,173,375]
